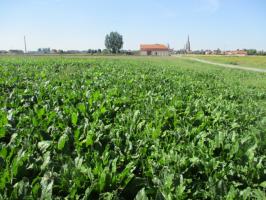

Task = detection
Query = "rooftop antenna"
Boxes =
[24,36,27,53]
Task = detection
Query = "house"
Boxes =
[225,50,247,56]
[140,44,169,56]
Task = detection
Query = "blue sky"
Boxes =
[0,0,265,51]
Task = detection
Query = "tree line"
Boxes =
[244,49,266,56]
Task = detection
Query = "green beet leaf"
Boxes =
[58,134,69,150]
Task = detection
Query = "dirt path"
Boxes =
[176,56,266,73]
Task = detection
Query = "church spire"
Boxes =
[186,35,191,52]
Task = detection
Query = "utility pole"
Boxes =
[24,36,27,53]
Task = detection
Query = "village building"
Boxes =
[225,50,247,56]
[9,50,24,54]
[140,44,170,56]
[0,50,8,54]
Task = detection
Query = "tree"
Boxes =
[247,49,257,55]
[105,32,123,53]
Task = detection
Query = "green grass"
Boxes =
[190,55,266,69]
[0,56,265,199]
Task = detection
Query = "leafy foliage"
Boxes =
[0,56,265,199]
[105,32,123,53]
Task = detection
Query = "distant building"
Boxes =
[65,50,78,54]
[0,50,8,54]
[27,51,38,54]
[205,50,212,55]
[9,50,24,54]
[38,48,51,54]
[140,44,170,56]
[204,49,223,55]
[225,50,247,56]
[51,49,58,54]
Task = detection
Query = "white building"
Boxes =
[140,44,170,56]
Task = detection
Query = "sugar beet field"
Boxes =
[0,56,266,199]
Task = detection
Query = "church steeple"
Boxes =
[186,35,191,52]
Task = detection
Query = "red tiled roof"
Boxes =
[140,44,169,51]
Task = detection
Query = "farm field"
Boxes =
[0,56,266,199]
[189,55,266,69]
